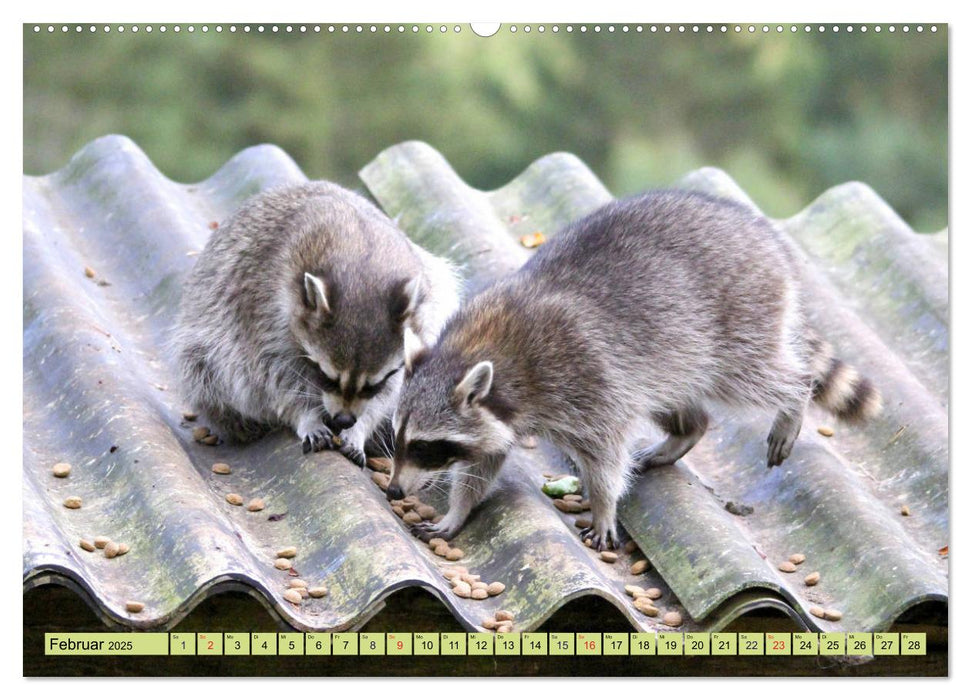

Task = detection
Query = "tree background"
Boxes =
[23,24,947,231]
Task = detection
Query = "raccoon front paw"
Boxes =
[578,524,617,552]
[338,442,367,469]
[301,427,337,454]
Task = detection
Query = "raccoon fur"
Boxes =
[173,181,460,465]
[388,190,881,549]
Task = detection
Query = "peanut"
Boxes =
[247,498,265,512]
[553,499,583,514]
[486,582,506,596]
[52,462,72,478]
[662,611,683,627]
[630,560,649,575]
[633,599,659,616]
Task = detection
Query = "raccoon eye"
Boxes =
[319,372,340,394]
[301,357,341,394]
[358,365,403,399]
[406,439,469,469]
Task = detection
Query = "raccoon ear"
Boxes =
[393,276,423,324]
[455,361,493,406]
[303,272,330,314]
[403,326,426,374]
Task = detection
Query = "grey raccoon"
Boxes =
[388,190,881,549]
[173,181,460,465]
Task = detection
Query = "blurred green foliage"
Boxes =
[23,25,947,230]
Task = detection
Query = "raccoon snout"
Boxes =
[386,483,405,501]
[332,412,357,431]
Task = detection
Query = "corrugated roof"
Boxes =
[23,136,947,635]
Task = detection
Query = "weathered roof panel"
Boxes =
[23,136,947,636]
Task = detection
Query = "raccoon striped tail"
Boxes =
[808,338,882,423]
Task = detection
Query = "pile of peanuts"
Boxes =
[272,545,329,605]
[482,609,516,634]
[78,535,130,559]
[624,585,682,627]
[777,552,842,621]
[190,425,220,446]
[441,566,506,601]
[366,459,455,548]
[440,565,512,633]
[554,494,591,515]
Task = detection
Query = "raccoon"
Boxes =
[388,190,881,549]
[174,181,460,466]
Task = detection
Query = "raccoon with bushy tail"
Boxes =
[388,190,880,549]
[173,181,460,466]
